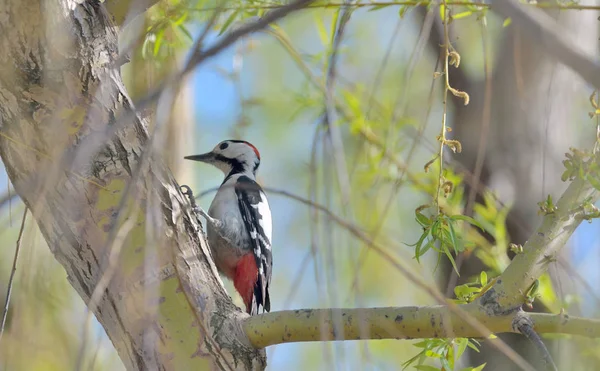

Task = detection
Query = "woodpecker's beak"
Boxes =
[184,152,215,163]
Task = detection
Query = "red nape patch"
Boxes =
[244,142,261,160]
[234,254,258,314]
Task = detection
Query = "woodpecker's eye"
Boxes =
[219,142,229,150]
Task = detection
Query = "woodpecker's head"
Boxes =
[184,140,261,176]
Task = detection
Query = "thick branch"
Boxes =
[243,306,600,348]
[481,177,598,310]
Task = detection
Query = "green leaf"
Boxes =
[443,245,459,275]
[414,366,440,371]
[153,29,165,56]
[431,218,440,238]
[473,363,487,371]
[456,338,469,359]
[420,238,435,257]
[480,271,488,286]
[413,234,428,262]
[330,8,340,45]
[425,349,442,358]
[399,5,409,18]
[454,285,480,300]
[369,4,392,11]
[467,340,481,352]
[172,11,188,26]
[177,24,193,41]
[503,17,512,27]
[219,10,240,35]
[440,356,452,371]
[447,219,460,252]
[439,4,446,21]
[451,214,485,231]
[412,340,432,348]
[315,16,329,45]
[416,212,431,228]
[452,11,473,20]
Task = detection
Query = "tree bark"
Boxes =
[0,1,263,370]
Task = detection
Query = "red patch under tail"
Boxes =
[234,254,258,314]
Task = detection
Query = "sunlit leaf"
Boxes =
[452,11,473,20]
[369,4,392,11]
[177,24,193,42]
[480,271,488,286]
[414,366,440,371]
[456,338,469,359]
[451,214,485,231]
[219,10,240,35]
[315,16,329,45]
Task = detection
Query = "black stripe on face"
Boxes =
[216,154,245,184]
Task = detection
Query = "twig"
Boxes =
[184,0,314,76]
[348,11,438,296]
[0,208,28,345]
[324,3,352,206]
[187,1,600,13]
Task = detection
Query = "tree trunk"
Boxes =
[0,1,263,369]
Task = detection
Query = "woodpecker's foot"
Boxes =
[179,184,199,212]
[180,184,202,226]
[179,185,221,229]
[197,206,224,231]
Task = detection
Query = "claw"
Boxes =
[180,185,197,207]
[180,184,202,230]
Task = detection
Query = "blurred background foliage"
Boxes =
[1,0,600,370]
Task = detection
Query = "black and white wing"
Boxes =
[235,175,273,314]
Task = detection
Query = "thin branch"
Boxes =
[324,3,352,205]
[183,0,314,76]
[188,1,600,13]
[418,4,471,103]
[0,208,28,345]
[348,18,439,296]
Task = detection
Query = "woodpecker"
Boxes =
[183,140,272,315]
